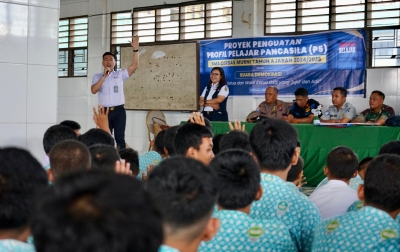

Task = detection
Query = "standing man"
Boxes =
[320,87,356,123]
[284,87,320,123]
[91,36,139,150]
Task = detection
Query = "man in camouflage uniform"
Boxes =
[352,90,394,125]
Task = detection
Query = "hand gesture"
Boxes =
[228,120,245,132]
[189,112,206,126]
[142,164,155,181]
[130,35,139,50]
[93,105,111,134]
[115,159,133,176]
[296,176,307,188]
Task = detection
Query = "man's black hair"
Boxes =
[210,149,260,209]
[119,148,139,175]
[59,120,81,131]
[154,130,166,155]
[49,140,91,178]
[364,154,400,212]
[358,156,373,172]
[249,119,298,171]
[89,144,120,172]
[103,52,117,61]
[333,87,347,97]
[147,157,218,239]
[212,134,224,155]
[78,128,115,148]
[220,130,252,153]
[287,156,304,182]
[371,90,385,100]
[173,123,213,156]
[43,125,77,154]
[0,148,48,229]
[294,87,308,97]
[163,125,181,156]
[379,140,400,156]
[186,118,213,134]
[32,170,162,252]
[326,146,358,179]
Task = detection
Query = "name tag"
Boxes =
[114,85,118,93]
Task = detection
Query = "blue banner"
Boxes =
[199,30,366,96]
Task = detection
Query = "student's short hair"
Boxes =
[364,154,400,212]
[210,150,260,209]
[287,156,304,182]
[103,52,116,61]
[59,120,81,131]
[79,128,115,148]
[212,134,224,155]
[379,140,400,156]
[43,125,77,154]
[294,87,308,97]
[326,146,358,179]
[163,125,180,156]
[89,144,120,172]
[220,130,252,153]
[333,87,347,97]
[250,119,298,171]
[0,148,48,229]
[371,90,385,100]
[49,140,91,178]
[358,156,373,173]
[154,130,166,155]
[32,171,162,252]
[173,123,213,156]
[147,157,218,240]
[118,148,139,175]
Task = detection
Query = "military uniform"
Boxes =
[254,100,289,119]
[289,99,320,119]
[320,101,357,121]
[356,104,395,123]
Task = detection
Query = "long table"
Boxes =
[208,122,400,186]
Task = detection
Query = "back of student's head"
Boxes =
[187,117,213,133]
[212,134,224,155]
[0,148,48,230]
[89,144,120,172]
[118,148,139,175]
[79,128,115,148]
[153,130,166,155]
[210,149,260,209]
[363,154,400,212]
[163,125,180,156]
[60,120,81,131]
[250,119,298,171]
[147,157,218,240]
[43,125,77,154]
[326,146,358,179]
[219,130,252,153]
[379,140,400,156]
[49,140,91,179]
[31,170,162,252]
[287,156,304,182]
[173,123,213,156]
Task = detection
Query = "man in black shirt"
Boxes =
[284,87,320,123]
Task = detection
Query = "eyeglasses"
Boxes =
[210,73,220,76]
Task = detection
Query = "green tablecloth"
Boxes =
[207,122,400,186]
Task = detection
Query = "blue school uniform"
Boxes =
[348,200,400,223]
[312,206,400,251]
[198,210,297,252]
[0,240,36,252]
[250,173,321,251]
[138,150,162,180]
[158,245,180,252]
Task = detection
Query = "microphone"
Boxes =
[105,70,110,76]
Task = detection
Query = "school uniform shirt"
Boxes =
[200,83,229,112]
[0,239,36,252]
[198,210,297,252]
[249,173,321,252]
[309,180,359,220]
[320,101,356,121]
[347,200,400,223]
[158,245,180,252]
[312,206,400,251]
[138,150,162,180]
[315,175,363,191]
[91,69,129,107]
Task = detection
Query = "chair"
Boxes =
[146,110,167,151]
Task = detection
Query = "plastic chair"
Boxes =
[146,110,167,151]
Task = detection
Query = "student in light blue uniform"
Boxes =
[138,130,166,179]
[312,154,400,251]
[249,119,321,252]
[199,150,296,252]
[147,157,219,252]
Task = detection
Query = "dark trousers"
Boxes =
[108,105,126,149]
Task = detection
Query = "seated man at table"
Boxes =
[320,87,356,123]
[284,87,320,123]
[247,86,289,122]
[352,90,395,125]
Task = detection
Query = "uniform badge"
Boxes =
[346,107,351,113]
[380,229,397,240]
[248,226,264,242]
[261,174,274,182]
[276,201,289,216]
[326,220,339,234]
[224,86,228,91]
[355,201,364,210]
[324,110,330,116]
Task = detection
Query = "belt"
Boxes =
[203,111,212,114]
[105,104,124,111]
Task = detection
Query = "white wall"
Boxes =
[58,0,400,154]
[0,0,59,162]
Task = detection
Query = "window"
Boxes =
[58,17,88,77]
[371,29,400,67]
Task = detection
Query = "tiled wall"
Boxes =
[58,0,400,154]
[0,0,59,162]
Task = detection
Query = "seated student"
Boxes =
[379,140,400,156]
[352,90,395,125]
[89,144,121,172]
[0,148,48,252]
[118,148,140,177]
[163,125,181,157]
[249,119,321,252]
[312,154,400,251]
[138,130,166,180]
[309,147,359,219]
[284,87,320,124]
[198,150,297,252]
[31,170,163,252]
[48,139,91,182]
[320,87,356,123]
[219,130,252,153]
[286,156,306,189]
[78,128,115,148]
[211,134,224,155]
[146,157,219,252]
[60,120,81,136]
[173,123,214,165]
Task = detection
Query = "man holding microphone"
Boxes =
[91,36,139,150]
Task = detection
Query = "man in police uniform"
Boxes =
[284,87,320,123]
[91,36,139,150]
[320,87,356,123]
[248,86,289,122]
[352,90,394,126]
